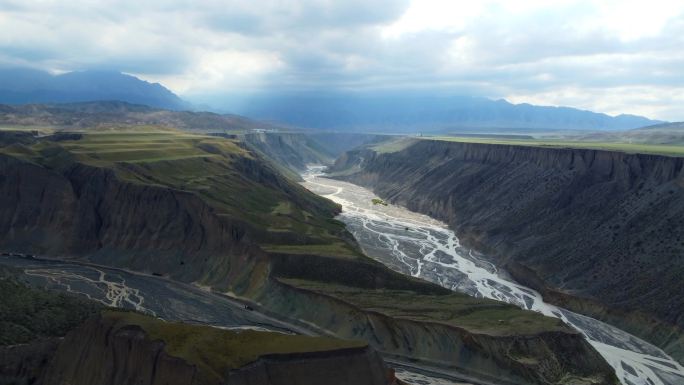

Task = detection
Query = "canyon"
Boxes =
[329,138,684,367]
[301,168,684,385]
[0,128,621,385]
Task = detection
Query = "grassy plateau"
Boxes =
[423,135,684,157]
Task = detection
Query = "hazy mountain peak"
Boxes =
[228,92,662,132]
[0,68,187,110]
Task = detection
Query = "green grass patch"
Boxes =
[368,137,418,153]
[262,242,363,259]
[271,201,294,215]
[424,136,684,157]
[103,310,365,381]
[281,279,569,336]
[371,198,388,206]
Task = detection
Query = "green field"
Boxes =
[425,135,684,157]
[367,136,417,153]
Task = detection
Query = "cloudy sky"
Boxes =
[1,0,683,120]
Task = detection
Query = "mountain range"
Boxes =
[0,68,664,131]
[0,68,187,110]
[230,92,662,132]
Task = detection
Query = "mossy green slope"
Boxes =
[280,279,567,336]
[102,310,366,380]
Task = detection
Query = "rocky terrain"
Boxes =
[330,138,684,363]
[0,128,620,384]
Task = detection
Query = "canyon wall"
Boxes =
[240,132,387,177]
[0,153,256,285]
[252,279,617,385]
[331,139,684,362]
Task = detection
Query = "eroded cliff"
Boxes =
[239,132,387,179]
[10,310,396,385]
[331,139,684,362]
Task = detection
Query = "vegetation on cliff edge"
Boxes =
[103,310,367,381]
[0,266,102,345]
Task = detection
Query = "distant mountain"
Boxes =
[574,121,684,145]
[0,68,187,110]
[0,101,284,132]
[1,69,661,130]
[230,93,662,132]
[635,121,684,131]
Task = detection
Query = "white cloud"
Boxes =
[0,0,683,120]
[147,49,285,93]
[506,85,684,121]
[591,0,682,41]
[380,0,486,38]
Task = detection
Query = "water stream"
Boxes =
[302,166,684,385]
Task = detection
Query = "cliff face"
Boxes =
[332,139,684,362]
[42,316,201,385]
[226,349,392,385]
[240,132,387,178]
[240,132,334,174]
[38,312,395,385]
[0,130,344,286]
[0,338,60,384]
[0,154,254,284]
[254,279,617,385]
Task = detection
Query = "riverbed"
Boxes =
[302,166,684,385]
[0,255,295,332]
